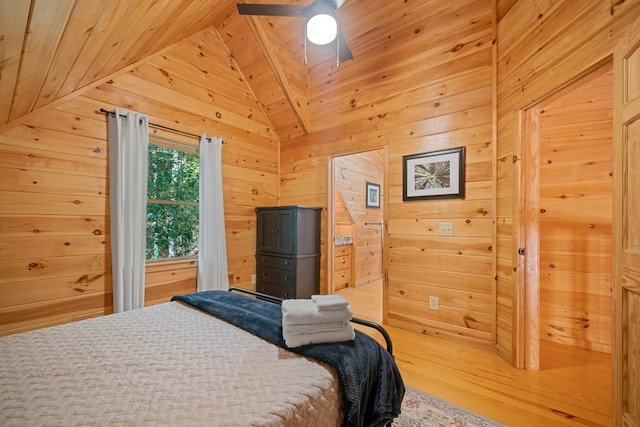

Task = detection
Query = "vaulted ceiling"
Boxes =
[0,0,497,141]
[0,1,225,122]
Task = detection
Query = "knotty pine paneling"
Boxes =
[7,0,75,122]
[0,0,241,127]
[538,66,613,353]
[496,0,639,365]
[0,0,632,362]
[281,0,495,346]
[334,188,354,231]
[144,259,198,307]
[218,10,308,141]
[279,155,329,292]
[310,3,493,126]
[0,26,279,336]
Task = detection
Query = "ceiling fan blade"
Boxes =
[337,29,353,63]
[333,0,347,9]
[237,3,309,17]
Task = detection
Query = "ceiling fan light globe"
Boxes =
[306,14,337,45]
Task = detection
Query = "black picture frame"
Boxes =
[402,147,465,201]
[366,182,381,208]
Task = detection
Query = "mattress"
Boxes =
[0,301,341,426]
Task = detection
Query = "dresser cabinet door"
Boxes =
[256,209,295,254]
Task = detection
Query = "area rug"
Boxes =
[392,386,507,427]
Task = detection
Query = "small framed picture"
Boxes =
[402,147,465,201]
[366,182,381,208]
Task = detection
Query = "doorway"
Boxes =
[520,63,614,370]
[329,149,385,306]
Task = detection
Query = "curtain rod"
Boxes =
[99,108,206,141]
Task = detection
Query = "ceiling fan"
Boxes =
[237,0,353,65]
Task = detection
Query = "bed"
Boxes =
[0,287,404,427]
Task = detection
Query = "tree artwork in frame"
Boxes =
[366,182,381,208]
[402,147,465,201]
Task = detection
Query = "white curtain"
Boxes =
[108,108,149,312]
[198,135,229,291]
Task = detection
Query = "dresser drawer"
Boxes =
[257,254,294,270]
[335,245,351,256]
[334,268,350,288]
[334,254,350,271]
[259,267,294,286]
[257,283,295,299]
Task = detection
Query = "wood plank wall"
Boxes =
[281,0,496,347]
[334,189,354,237]
[538,67,613,353]
[1,0,635,363]
[495,0,639,364]
[0,27,279,336]
[334,151,384,287]
[334,187,355,290]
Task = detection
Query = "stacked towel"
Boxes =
[282,295,355,348]
[312,294,350,311]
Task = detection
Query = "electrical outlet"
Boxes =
[251,274,257,285]
[438,222,454,236]
[428,296,439,310]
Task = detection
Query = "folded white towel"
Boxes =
[282,299,318,318]
[282,299,352,325]
[283,320,349,335]
[283,324,356,348]
[311,294,350,311]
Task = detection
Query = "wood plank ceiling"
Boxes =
[0,0,337,140]
[0,1,232,123]
[0,0,456,141]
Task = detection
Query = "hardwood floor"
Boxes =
[338,281,612,427]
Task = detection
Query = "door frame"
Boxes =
[612,14,640,426]
[327,147,389,302]
[518,60,613,370]
[519,104,541,370]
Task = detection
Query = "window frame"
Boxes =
[146,134,200,262]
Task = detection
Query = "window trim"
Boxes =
[146,138,200,261]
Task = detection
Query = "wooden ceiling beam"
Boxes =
[245,15,311,134]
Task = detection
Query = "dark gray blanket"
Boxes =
[171,290,404,427]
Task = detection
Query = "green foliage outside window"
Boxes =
[146,144,199,260]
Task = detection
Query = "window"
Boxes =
[146,138,199,260]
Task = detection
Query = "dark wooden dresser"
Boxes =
[255,206,321,299]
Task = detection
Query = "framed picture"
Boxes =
[366,182,381,208]
[402,147,465,201]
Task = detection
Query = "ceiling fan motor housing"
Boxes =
[236,0,353,63]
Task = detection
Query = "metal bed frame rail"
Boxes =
[228,286,394,355]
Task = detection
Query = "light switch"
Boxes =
[438,222,454,236]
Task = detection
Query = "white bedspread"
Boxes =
[0,302,341,426]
